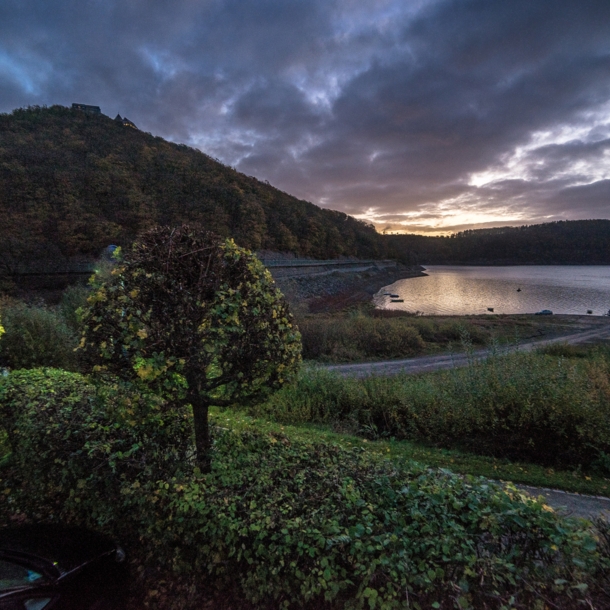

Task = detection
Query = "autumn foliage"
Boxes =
[0,105,389,275]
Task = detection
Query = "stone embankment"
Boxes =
[258,257,426,311]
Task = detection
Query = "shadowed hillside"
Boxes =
[0,105,392,273]
[1,106,608,277]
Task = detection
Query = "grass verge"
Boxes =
[211,408,610,498]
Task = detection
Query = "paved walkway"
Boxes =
[515,485,610,521]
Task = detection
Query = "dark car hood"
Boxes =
[0,525,117,574]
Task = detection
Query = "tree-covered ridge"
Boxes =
[2,105,608,270]
[0,105,387,267]
[388,220,610,265]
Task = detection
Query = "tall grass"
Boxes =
[254,347,610,470]
[297,311,492,361]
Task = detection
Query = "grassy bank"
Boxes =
[296,308,584,362]
[213,409,610,497]
[252,344,610,483]
[1,392,607,498]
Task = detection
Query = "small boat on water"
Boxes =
[517,288,521,292]
[587,310,593,314]
[487,307,494,312]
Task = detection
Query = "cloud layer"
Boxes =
[2,0,610,233]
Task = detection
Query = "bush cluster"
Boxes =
[297,313,495,362]
[257,349,610,470]
[299,315,425,361]
[0,369,193,511]
[0,300,81,370]
[1,368,607,609]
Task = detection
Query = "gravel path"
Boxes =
[322,317,610,518]
[324,317,610,378]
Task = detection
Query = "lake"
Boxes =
[375,266,610,316]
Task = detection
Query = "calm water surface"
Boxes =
[376,266,610,316]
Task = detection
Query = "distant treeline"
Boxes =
[387,220,610,265]
[0,105,396,273]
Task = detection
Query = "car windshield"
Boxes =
[0,559,46,591]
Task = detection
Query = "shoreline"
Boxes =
[274,265,426,313]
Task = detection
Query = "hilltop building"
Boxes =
[72,103,101,114]
[114,114,137,129]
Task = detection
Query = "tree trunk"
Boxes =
[192,398,211,473]
[186,374,212,473]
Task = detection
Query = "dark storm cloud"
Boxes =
[1,0,610,232]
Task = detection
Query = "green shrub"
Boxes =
[168,431,599,609]
[1,368,605,609]
[594,517,610,599]
[258,350,610,470]
[0,369,193,501]
[0,302,80,370]
[58,284,89,333]
[79,225,301,470]
[299,315,425,361]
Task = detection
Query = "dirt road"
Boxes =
[324,315,610,378]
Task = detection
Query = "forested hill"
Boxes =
[387,220,610,265]
[2,106,608,273]
[0,105,390,271]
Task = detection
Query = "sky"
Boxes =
[1,0,610,235]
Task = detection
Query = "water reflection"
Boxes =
[376,266,610,316]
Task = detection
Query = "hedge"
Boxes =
[0,369,608,609]
[0,302,80,370]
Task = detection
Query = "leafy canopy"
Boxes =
[79,225,302,408]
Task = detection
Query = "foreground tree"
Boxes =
[80,225,302,470]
